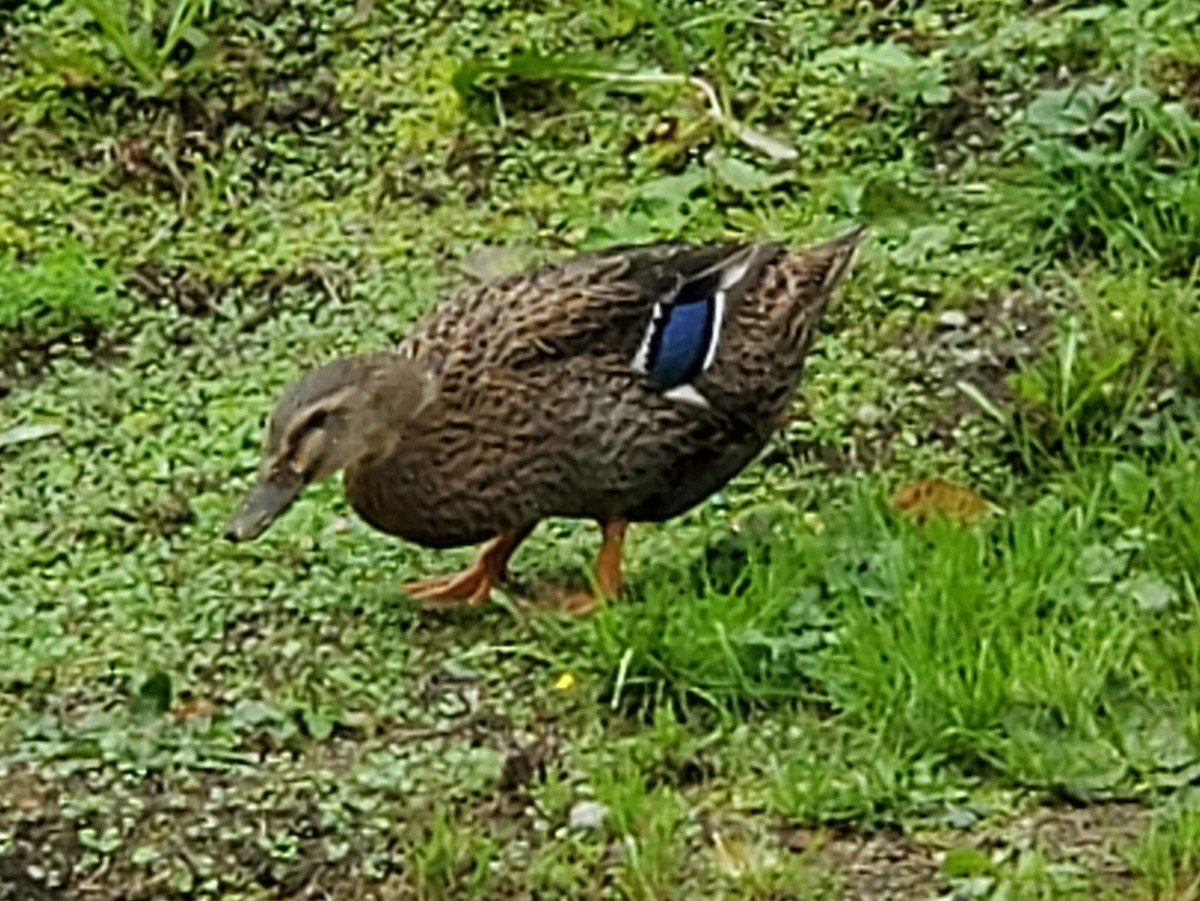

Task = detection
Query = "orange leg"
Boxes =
[561,520,628,616]
[404,525,534,607]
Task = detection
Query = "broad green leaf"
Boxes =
[709,154,776,192]
[1124,573,1178,612]
[0,423,61,448]
[941,847,993,879]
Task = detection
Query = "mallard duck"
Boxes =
[226,228,865,612]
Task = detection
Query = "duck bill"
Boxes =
[225,470,305,542]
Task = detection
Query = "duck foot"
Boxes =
[538,520,628,616]
[404,525,534,607]
[404,566,496,606]
[530,585,599,616]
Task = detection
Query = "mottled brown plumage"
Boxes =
[226,229,865,612]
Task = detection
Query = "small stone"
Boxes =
[568,800,609,831]
[854,402,885,427]
[937,309,970,329]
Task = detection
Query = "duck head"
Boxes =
[225,352,434,542]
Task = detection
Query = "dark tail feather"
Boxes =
[816,224,867,293]
[798,224,867,329]
[766,225,866,359]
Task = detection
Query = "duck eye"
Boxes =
[300,409,329,433]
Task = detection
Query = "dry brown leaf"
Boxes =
[171,699,217,723]
[890,478,995,525]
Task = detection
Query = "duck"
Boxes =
[225,228,865,613]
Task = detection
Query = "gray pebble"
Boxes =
[937,310,970,329]
[854,402,886,427]
[568,800,609,831]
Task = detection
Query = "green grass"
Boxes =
[3,0,1200,897]
[1009,79,1200,275]
[1129,794,1200,899]
[0,243,123,338]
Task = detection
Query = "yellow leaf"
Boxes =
[554,672,576,691]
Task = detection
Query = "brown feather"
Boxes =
[343,229,866,546]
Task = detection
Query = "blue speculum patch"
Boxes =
[642,268,726,390]
[645,296,717,389]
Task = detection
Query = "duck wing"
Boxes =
[492,241,782,405]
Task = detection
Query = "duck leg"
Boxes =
[561,520,628,616]
[404,525,534,607]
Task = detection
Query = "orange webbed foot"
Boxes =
[403,525,534,609]
[404,567,496,606]
[559,592,602,616]
[538,520,627,617]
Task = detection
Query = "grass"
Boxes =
[0,244,123,337]
[72,0,221,94]
[3,0,1200,897]
[1010,79,1200,275]
[1130,794,1200,899]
